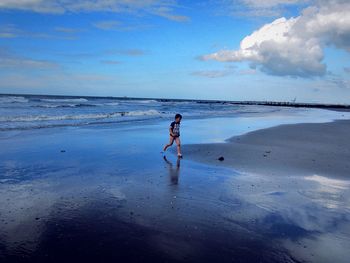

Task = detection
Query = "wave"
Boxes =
[120,99,158,104]
[35,101,119,108]
[124,109,160,116]
[0,110,161,122]
[0,117,161,131]
[136,100,158,103]
[104,102,120,106]
[40,98,88,103]
[35,103,96,108]
[0,96,29,103]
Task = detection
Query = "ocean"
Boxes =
[0,94,284,131]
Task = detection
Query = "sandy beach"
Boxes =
[183,120,350,179]
[1,103,350,263]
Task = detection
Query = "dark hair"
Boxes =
[175,113,182,119]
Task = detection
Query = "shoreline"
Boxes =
[183,119,350,179]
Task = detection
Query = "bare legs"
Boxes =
[163,136,175,152]
[163,136,182,156]
[175,137,182,156]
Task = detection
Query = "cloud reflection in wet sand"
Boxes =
[0,159,300,262]
[0,114,350,262]
[223,172,350,263]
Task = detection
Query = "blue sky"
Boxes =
[0,0,350,103]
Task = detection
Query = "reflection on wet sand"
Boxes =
[163,156,181,185]
[1,115,350,262]
[1,156,350,262]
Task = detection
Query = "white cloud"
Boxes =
[0,0,65,13]
[92,20,152,31]
[216,0,308,17]
[0,0,189,22]
[0,23,79,39]
[243,0,305,8]
[150,6,190,22]
[201,1,350,78]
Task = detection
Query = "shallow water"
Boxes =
[0,109,350,262]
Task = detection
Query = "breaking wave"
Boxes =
[40,98,89,103]
[0,96,29,104]
[0,109,161,122]
[35,103,96,108]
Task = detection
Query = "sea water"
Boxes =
[1,94,350,133]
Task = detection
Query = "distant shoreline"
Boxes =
[1,93,349,110]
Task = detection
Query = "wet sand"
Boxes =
[183,120,350,178]
[1,111,350,263]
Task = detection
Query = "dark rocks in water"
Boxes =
[218,156,224,161]
[60,150,66,153]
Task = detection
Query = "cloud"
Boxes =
[54,26,85,33]
[93,20,122,30]
[201,1,350,78]
[190,66,255,78]
[0,23,79,39]
[106,49,146,56]
[344,67,350,73]
[327,78,350,89]
[191,70,234,78]
[216,0,308,18]
[0,0,65,14]
[242,0,305,8]
[92,20,151,31]
[55,49,147,61]
[0,23,20,38]
[0,47,60,70]
[238,68,257,75]
[0,0,189,22]
[151,6,190,22]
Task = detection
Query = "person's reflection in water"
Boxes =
[163,156,181,185]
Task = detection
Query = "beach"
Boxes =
[1,95,350,263]
[183,120,350,178]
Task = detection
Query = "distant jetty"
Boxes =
[159,99,350,110]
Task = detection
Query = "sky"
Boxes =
[0,0,350,103]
